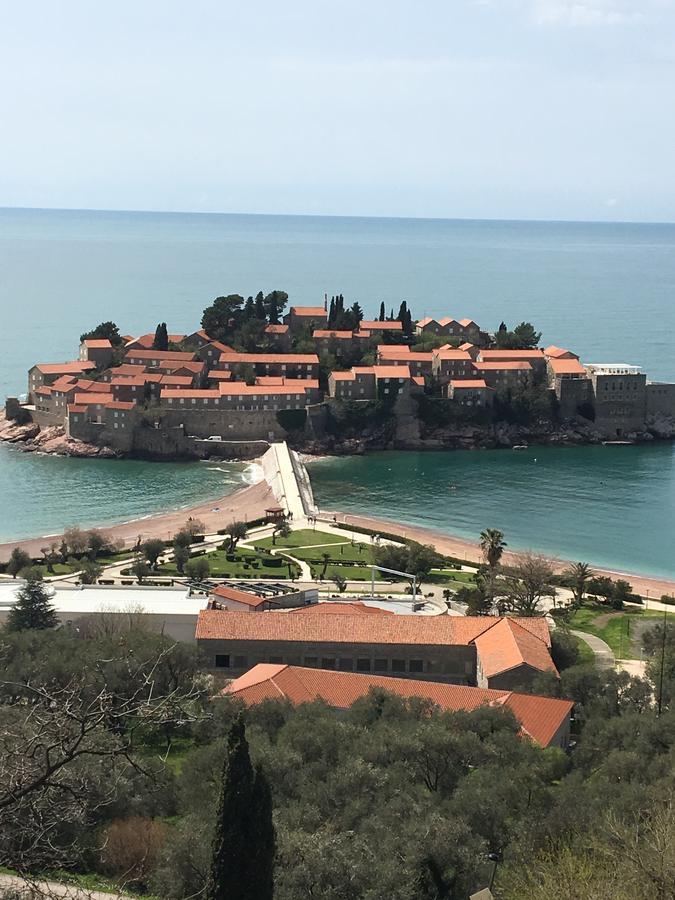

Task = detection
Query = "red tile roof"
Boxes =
[222,665,572,747]
[380,351,433,363]
[479,350,545,360]
[330,371,356,382]
[219,353,319,365]
[313,330,354,339]
[161,389,221,399]
[124,349,195,362]
[265,324,289,334]
[544,345,579,360]
[195,611,545,647]
[217,382,317,397]
[83,339,112,348]
[33,361,97,375]
[548,357,587,376]
[473,618,557,678]
[289,306,327,317]
[458,318,478,328]
[377,344,410,355]
[73,392,112,405]
[104,401,136,410]
[360,320,403,331]
[68,404,87,413]
[373,365,411,379]
[473,361,532,371]
[437,317,458,327]
[416,317,438,328]
[212,585,270,609]
[434,349,473,361]
[451,379,490,389]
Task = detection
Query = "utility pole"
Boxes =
[657,602,669,718]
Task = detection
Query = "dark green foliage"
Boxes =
[205,718,274,900]
[153,322,169,351]
[264,290,288,322]
[6,572,58,631]
[325,398,393,436]
[276,407,307,432]
[79,321,122,346]
[379,301,386,321]
[493,380,559,426]
[550,628,581,671]
[6,547,31,577]
[374,540,442,579]
[141,537,165,569]
[494,321,541,349]
[201,295,245,342]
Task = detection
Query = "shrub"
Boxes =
[276,408,308,432]
[100,816,167,885]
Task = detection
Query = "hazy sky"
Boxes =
[1,0,674,221]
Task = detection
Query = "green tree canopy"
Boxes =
[79,321,123,346]
[6,572,58,632]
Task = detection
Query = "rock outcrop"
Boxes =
[0,414,119,459]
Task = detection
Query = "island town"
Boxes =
[3,289,675,461]
[1,291,675,898]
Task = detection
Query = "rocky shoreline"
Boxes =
[0,415,120,459]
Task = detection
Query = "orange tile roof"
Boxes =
[104,400,136,410]
[472,618,557,678]
[68,404,87,413]
[161,389,221,399]
[373,365,411,379]
[437,317,458,327]
[412,376,425,386]
[416,317,438,328]
[83,338,112,348]
[222,665,572,747]
[451,379,490,389]
[73,392,112,405]
[459,342,475,351]
[158,374,194,385]
[289,306,327,316]
[458,318,478,328]
[124,349,195,362]
[212,585,270,609]
[217,382,317,397]
[330,371,356,382]
[208,370,234,381]
[196,611,541,646]
[110,364,148,376]
[219,352,319,364]
[125,333,186,349]
[265,323,289,334]
[34,386,52,396]
[51,375,78,391]
[111,376,147,387]
[291,602,393,616]
[360,320,403,330]
[380,351,432,363]
[34,361,97,375]
[377,344,410,355]
[479,350,545,360]
[544,345,579,360]
[473,361,532,371]
[434,349,473,361]
[548,357,587,376]
[313,330,354,339]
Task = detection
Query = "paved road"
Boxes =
[572,630,615,668]
[0,874,135,899]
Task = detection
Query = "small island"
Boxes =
[3,290,675,459]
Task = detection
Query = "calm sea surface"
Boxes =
[1,208,674,569]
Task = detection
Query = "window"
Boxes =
[391,659,406,673]
[214,654,230,668]
[304,656,318,668]
[321,658,336,670]
[409,659,424,673]
[374,658,388,672]
[356,658,371,672]
[338,658,353,671]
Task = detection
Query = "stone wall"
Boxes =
[646,382,675,417]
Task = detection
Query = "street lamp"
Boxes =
[488,850,502,891]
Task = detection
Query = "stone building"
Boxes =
[195,611,556,689]
[585,364,648,436]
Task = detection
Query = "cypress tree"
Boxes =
[389,307,394,321]
[206,717,275,900]
[379,301,385,321]
[268,295,279,325]
[6,572,58,632]
[152,323,162,349]
[397,300,407,322]
[153,323,169,351]
[243,295,255,320]
[328,296,335,327]
[254,292,266,321]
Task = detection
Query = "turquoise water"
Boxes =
[308,446,675,579]
[1,207,675,550]
[0,444,248,542]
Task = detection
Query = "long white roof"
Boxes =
[0,582,209,616]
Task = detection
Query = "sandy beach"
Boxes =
[0,479,274,563]
[331,511,675,599]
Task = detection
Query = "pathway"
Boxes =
[572,630,615,668]
[0,873,135,899]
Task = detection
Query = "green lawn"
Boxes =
[157,547,299,579]
[283,542,375,564]
[567,603,674,659]
[316,562,382,582]
[427,568,476,585]
[255,528,350,549]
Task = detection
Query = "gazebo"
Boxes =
[265,505,286,523]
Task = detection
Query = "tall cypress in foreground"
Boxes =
[206,717,275,900]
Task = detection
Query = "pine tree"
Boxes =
[379,301,385,321]
[243,296,255,320]
[6,572,58,632]
[206,717,275,900]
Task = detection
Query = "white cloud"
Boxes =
[475,0,673,27]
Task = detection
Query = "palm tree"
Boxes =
[562,561,594,608]
[480,528,507,569]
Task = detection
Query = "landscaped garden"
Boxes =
[564,602,675,659]
[156,546,300,579]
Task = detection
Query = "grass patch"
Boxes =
[316,563,382,582]
[158,547,299,579]
[255,528,349,549]
[567,603,675,659]
[284,542,375,564]
[427,568,476,585]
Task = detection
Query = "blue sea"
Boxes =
[1,207,674,573]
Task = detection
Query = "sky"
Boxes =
[1,0,674,221]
